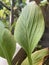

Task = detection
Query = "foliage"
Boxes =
[14,1,45,65]
[0,21,16,65]
[0,0,26,31]
[39,0,48,6]
[21,48,49,65]
[0,7,10,19]
[0,0,49,65]
[0,0,10,19]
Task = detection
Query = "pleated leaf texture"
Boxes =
[21,48,49,65]
[14,1,45,55]
[0,21,16,65]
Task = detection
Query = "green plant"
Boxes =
[21,48,49,65]
[0,1,49,65]
[0,21,16,65]
[14,1,45,65]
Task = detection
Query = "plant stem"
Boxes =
[7,60,12,65]
[0,1,11,10]
[10,0,15,34]
[28,54,32,65]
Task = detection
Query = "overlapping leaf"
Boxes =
[0,21,16,65]
[21,48,49,65]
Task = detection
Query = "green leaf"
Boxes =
[21,48,49,65]
[14,1,45,65]
[0,24,16,65]
[39,0,48,6]
[2,0,9,3]
[22,0,26,3]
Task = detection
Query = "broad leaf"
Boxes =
[0,23,16,65]
[21,48,49,65]
[14,1,45,65]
